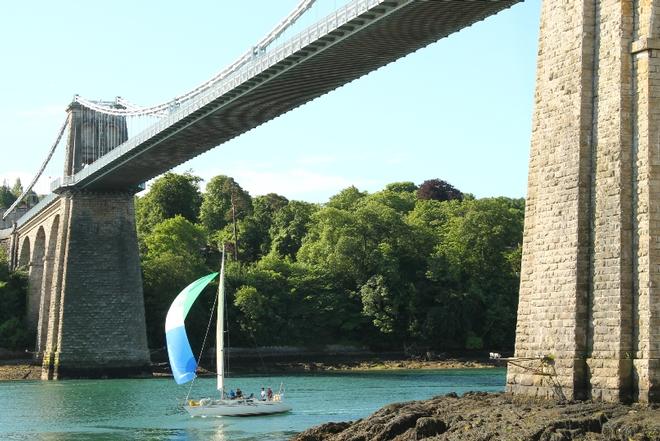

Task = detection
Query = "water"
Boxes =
[0,368,505,440]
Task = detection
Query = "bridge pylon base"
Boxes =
[40,190,150,380]
[507,0,660,403]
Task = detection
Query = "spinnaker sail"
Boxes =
[165,272,218,384]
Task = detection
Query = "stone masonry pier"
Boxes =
[507,0,660,403]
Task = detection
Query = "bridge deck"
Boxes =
[53,0,519,192]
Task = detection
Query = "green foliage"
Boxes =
[10,178,23,198]
[137,173,524,353]
[0,258,29,350]
[0,318,30,350]
[136,172,203,236]
[199,175,253,233]
[143,215,206,258]
[141,216,209,349]
[216,193,289,263]
[326,186,367,210]
[465,332,484,350]
[360,275,397,334]
[0,182,16,209]
[422,197,525,348]
[269,201,318,260]
[385,181,418,193]
[365,189,416,214]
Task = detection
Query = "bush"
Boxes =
[465,332,483,350]
[0,317,30,350]
[0,260,30,350]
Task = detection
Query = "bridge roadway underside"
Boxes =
[73,0,519,191]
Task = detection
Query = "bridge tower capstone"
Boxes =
[40,103,150,379]
[507,0,660,402]
[65,101,128,175]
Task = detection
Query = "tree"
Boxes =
[360,275,398,334]
[10,178,23,198]
[385,181,418,193]
[0,182,16,209]
[0,255,30,350]
[423,197,524,348]
[200,175,253,234]
[269,200,318,259]
[366,189,416,214]
[141,216,209,348]
[135,172,202,236]
[326,186,367,210]
[247,193,289,259]
[417,179,463,202]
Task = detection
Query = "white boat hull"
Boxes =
[185,399,292,417]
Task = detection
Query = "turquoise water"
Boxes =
[0,368,505,440]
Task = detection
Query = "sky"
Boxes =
[0,0,541,203]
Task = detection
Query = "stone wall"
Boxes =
[41,191,150,379]
[507,0,659,403]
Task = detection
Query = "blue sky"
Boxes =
[0,0,540,202]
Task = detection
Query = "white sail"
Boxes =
[216,249,226,394]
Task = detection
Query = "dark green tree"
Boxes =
[141,216,209,349]
[135,172,202,236]
[0,252,30,350]
[269,200,318,260]
[199,175,253,234]
[0,182,16,209]
[240,193,289,261]
[423,197,524,349]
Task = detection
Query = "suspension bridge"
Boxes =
[0,0,520,380]
[4,0,517,226]
[3,0,657,403]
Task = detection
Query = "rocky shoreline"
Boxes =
[0,356,497,381]
[291,392,660,441]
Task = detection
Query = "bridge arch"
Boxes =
[18,237,30,269]
[27,227,46,335]
[37,216,60,353]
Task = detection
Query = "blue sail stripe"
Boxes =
[166,325,197,384]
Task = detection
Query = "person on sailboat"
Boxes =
[260,387,266,401]
[267,387,273,401]
[229,389,236,399]
[236,388,243,399]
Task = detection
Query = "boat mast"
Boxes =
[216,247,226,395]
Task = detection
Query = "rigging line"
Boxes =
[74,0,318,117]
[186,282,219,401]
[2,115,70,220]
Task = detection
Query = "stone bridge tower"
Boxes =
[36,102,150,379]
[507,0,660,402]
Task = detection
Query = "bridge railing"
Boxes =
[54,0,386,191]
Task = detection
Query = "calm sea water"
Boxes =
[0,368,505,441]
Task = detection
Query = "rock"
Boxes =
[415,417,447,439]
[291,421,352,441]
[291,393,660,441]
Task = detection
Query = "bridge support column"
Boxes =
[507,0,660,402]
[41,191,150,379]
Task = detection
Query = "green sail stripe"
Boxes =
[182,272,218,317]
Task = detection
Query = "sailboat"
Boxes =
[165,249,292,417]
